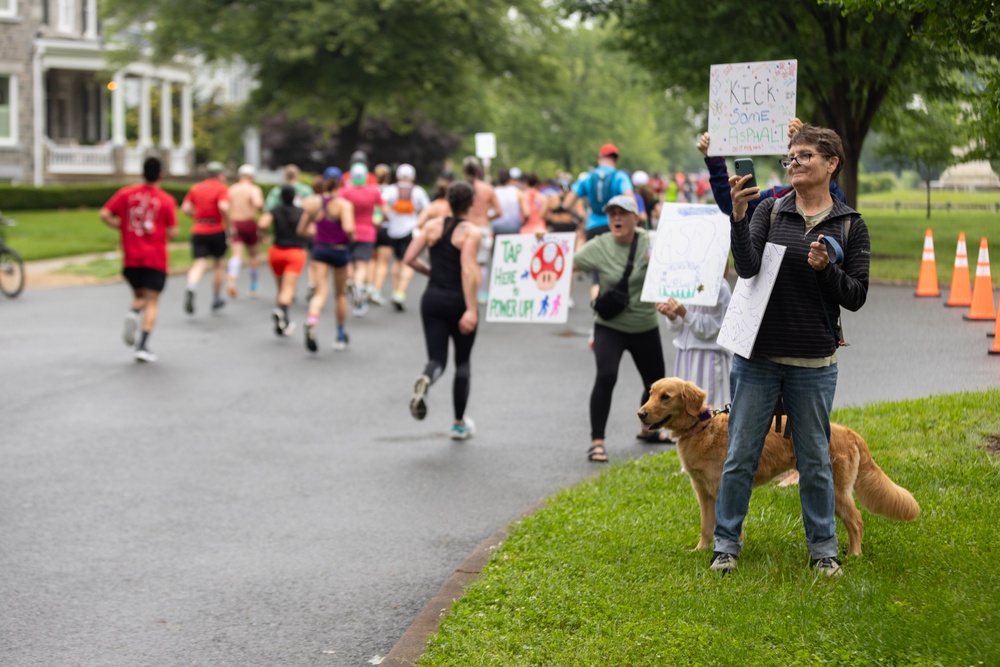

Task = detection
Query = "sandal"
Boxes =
[587,443,609,463]
[636,429,674,444]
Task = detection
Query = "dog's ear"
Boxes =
[681,381,707,417]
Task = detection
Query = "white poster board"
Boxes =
[475,132,497,159]
[707,59,797,156]
[717,243,786,358]
[486,233,575,324]
[641,203,731,306]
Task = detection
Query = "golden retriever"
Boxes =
[637,377,920,555]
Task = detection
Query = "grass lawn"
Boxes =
[5,197,1000,286]
[56,247,195,280]
[419,391,1000,666]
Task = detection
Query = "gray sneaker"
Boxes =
[122,312,139,347]
[134,348,157,363]
[709,551,738,573]
[810,556,843,577]
[450,417,476,441]
[409,375,430,420]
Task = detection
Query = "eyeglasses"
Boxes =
[779,152,829,169]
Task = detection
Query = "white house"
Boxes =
[0,0,195,185]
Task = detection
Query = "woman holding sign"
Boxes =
[403,181,483,441]
[573,194,666,463]
[710,125,870,577]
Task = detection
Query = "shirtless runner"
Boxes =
[227,164,265,297]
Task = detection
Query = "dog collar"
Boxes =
[684,408,715,436]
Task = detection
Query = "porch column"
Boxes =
[159,80,173,149]
[85,0,98,39]
[180,83,193,149]
[138,75,152,148]
[111,72,125,146]
[33,47,46,185]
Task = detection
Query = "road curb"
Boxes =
[379,502,544,666]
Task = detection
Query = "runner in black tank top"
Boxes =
[402,181,482,441]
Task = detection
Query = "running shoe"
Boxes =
[367,288,385,306]
[227,282,238,299]
[282,321,296,337]
[134,348,158,363]
[450,417,476,441]
[184,289,195,315]
[391,291,406,312]
[304,322,318,352]
[409,375,430,420]
[272,309,285,336]
[122,312,140,347]
[352,300,369,317]
[211,296,226,311]
[332,331,349,351]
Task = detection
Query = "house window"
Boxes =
[0,75,17,145]
[0,0,16,19]
[57,0,73,32]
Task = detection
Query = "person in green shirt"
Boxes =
[573,194,667,462]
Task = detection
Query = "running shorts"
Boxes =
[350,241,375,262]
[269,246,307,276]
[191,231,228,259]
[312,243,351,268]
[232,220,260,247]
[123,267,167,293]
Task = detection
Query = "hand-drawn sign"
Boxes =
[716,243,786,358]
[707,59,797,156]
[641,203,731,306]
[486,232,575,324]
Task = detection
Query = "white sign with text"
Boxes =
[485,233,576,324]
[717,242,786,358]
[707,59,797,156]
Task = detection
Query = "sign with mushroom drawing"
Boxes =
[486,232,576,324]
[641,204,731,306]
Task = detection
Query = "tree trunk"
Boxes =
[337,101,367,163]
[926,179,932,219]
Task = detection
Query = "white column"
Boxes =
[138,76,152,148]
[159,80,173,148]
[243,126,261,170]
[181,83,193,149]
[33,48,46,186]
[85,0,98,39]
[111,73,125,146]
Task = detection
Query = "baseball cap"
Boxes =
[350,150,368,166]
[206,161,225,175]
[238,164,255,178]
[603,194,638,215]
[396,163,416,181]
[322,166,342,181]
[598,143,619,158]
[350,162,369,185]
[509,167,523,180]
[631,170,649,187]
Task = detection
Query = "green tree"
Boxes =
[562,0,971,207]
[872,100,965,218]
[476,23,702,178]
[102,0,559,158]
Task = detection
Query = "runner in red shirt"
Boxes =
[181,161,230,314]
[100,157,178,362]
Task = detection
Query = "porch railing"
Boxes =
[45,140,114,175]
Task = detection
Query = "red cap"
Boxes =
[598,143,619,158]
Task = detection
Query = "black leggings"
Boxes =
[590,324,665,440]
[420,286,477,421]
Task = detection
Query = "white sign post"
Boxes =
[485,232,576,324]
[475,132,497,181]
[641,203,732,306]
[707,59,797,156]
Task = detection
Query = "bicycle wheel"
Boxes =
[0,246,25,298]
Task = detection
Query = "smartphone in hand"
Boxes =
[733,158,757,190]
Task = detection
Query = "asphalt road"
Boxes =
[1,273,997,666]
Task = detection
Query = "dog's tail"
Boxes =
[852,430,920,522]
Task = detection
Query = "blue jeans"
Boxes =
[713,355,839,560]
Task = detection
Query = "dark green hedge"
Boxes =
[0,182,193,211]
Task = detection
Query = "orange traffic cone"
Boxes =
[963,238,996,321]
[944,232,972,307]
[989,307,1000,354]
[915,228,939,297]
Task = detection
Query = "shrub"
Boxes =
[0,182,192,211]
[858,171,898,194]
